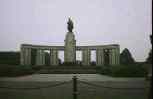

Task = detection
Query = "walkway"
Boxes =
[0,74,145,82]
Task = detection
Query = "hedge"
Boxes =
[0,64,34,77]
[97,64,148,77]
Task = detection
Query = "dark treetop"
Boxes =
[67,18,73,32]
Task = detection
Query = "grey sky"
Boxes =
[0,0,152,62]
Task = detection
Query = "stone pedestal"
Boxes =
[64,32,76,63]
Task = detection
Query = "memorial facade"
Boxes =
[20,18,120,66]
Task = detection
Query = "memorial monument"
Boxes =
[20,18,120,66]
[64,18,76,63]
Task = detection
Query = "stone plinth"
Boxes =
[64,32,76,63]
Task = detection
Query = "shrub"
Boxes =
[31,65,43,71]
[98,64,147,77]
[120,48,135,65]
[0,52,20,65]
[111,65,147,77]
[0,64,34,77]
[97,65,111,75]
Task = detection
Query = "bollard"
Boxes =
[73,76,78,99]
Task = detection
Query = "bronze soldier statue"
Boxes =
[67,18,73,32]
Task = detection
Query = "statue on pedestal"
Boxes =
[65,17,76,63]
[67,18,73,32]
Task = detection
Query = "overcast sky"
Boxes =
[0,0,152,62]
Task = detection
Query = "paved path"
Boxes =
[0,74,145,82]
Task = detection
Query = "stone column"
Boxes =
[82,48,91,66]
[24,48,31,65]
[114,48,117,65]
[112,49,116,65]
[36,49,41,65]
[109,48,118,65]
[36,49,45,66]
[109,49,113,65]
[20,47,25,65]
[96,49,104,66]
[115,47,120,65]
[24,48,28,65]
[28,48,32,65]
[42,50,46,65]
[50,48,59,66]
[96,49,101,66]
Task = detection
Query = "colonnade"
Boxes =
[82,47,120,66]
[20,44,120,66]
[20,47,59,66]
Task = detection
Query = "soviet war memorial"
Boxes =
[0,0,152,99]
[20,18,120,67]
